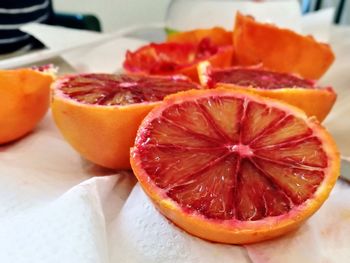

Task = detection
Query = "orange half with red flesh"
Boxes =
[51,73,200,169]
[130,89,340,244]
[198,62,336,122]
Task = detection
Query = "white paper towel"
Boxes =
[109,184,251,263]
[0,115,136,263]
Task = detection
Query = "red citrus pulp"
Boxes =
[198,62,336,122]
[123,38,233,82]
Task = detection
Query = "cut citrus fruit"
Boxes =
[0,66,55,144]
[130,89,340,244]
[167,27,232,46]
[198,62,336,122]
[51,73,200,169]
[233,12,335,79]
[123,39,233,82]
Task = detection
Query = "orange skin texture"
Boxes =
[167,27,233,46]
[130,89,340,244]
[51,95,159,170]
[0,69,53,144]
[233,12,335,80]
[197,62,336,122]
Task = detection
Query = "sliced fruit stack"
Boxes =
[51,73,200,169]
[130,89,340,244]
[50,12,340,245]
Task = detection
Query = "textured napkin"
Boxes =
[246,186,350,263]
[108,184,250,263]
[0,115,136,263]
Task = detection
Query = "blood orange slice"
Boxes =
[233,12,335,79]
[123,39,233,82]
[51,73,200,169]
[198,62,336,122]
[130,89,340,244]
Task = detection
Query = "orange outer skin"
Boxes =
[0,69,53,144]
[233,12,335,80]
[179,46,233,82]
[130,89,340,244]
[51,89,160,170]
[167,27,233,46]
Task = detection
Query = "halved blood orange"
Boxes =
[0,66,55,144]
[233,12,335,79]
[51,73,200,169]
[198,62,336,122]
[167,27,232,46]
[123,39,233,82]
[130,89,340,244]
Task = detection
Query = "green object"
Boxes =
[52,12,102,32]
[165,27,180,36]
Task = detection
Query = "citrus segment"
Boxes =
[167,154,237,220]
[251,115,312,148]
[198,62,336,122]
[131,89,340,244]
[123,39,233,82]
[233,12,335,79]
[235,159,291,221]
[241,101,286,144]
[253,159,324,205]
[51,73,200,169]
[254,137,327,168]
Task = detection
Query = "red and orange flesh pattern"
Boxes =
[131,89,340,244]
[197,62,336,122]
[123,39,233,82]
[51,73,200,169]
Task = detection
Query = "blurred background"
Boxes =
[52,0,349,32]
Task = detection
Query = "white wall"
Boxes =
[52,0,171,32]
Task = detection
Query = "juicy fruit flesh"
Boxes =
[124,38,219,74]
[59,74,199,106]
[207,68,316,89]
[135,96,327,221]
